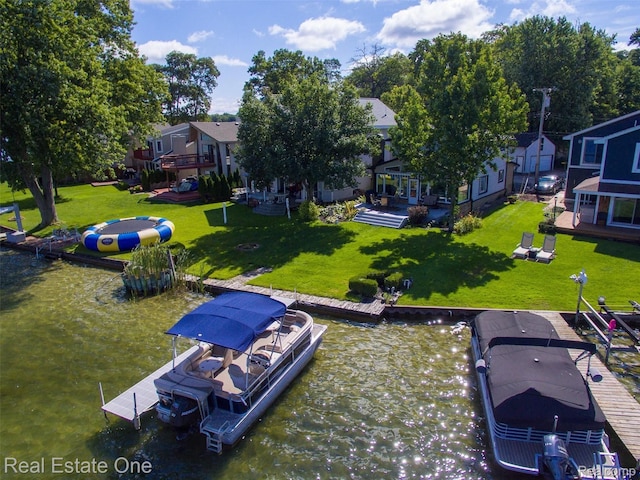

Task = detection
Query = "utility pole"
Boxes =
[533,87,554,188]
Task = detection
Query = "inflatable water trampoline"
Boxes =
[81,216,174,252]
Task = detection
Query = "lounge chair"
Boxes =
[536,235,557,263]
[512,232,534,259]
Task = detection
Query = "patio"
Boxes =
[554,210,640,243]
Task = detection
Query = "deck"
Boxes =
[101,345,200,424]
[534,311,640,466]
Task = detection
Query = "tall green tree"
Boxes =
[246,49,341,98]
[346,44,412,98]
[237,52,377,198]
[0,0,167,228]
[487,16,619,133]
[389,33,528,231]
[155,51,219,124]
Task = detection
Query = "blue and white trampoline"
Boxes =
[81,216,174,252]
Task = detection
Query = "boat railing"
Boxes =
[493,421,605,445]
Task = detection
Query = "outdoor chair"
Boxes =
[512,232,534,259]
[536,235,557,263]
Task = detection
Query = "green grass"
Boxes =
[2,183,639,311]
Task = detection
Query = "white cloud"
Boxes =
[269,16,366,51]
[211,55,249,67]
[210,95,242,114]
[131,0,174,8]
[376,0,494,49]
[138,40,197,63]
[253,29,265,38]
[509,0,577,22]
[188,30,214,43]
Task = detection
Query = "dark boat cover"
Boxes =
[166,292,286,352]
[474,311,605,432]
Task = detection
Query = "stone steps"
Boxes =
[353,210,408,228]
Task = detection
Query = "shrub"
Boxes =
[298,200,319,222]
[407,205,429,226]
[318,200,359,223]
[140,170,151,191]
[365,270,388,286]
[453,214,483,235]
[349,276,378,298]
[384,272,404,290]
[538,221,556,234]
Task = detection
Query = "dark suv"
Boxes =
[535,175,563,194]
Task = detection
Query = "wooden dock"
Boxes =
[535,310,640,467]
[101,345,200,425]
[200,271,387,320]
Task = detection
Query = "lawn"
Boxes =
[2,182,639,311]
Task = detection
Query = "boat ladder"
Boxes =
[205,433,223,454]
[593,451,622,479]
[200,419,232,454]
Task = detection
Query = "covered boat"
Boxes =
[102,291,326,453]
[471,311,622,479]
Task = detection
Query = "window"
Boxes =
[156,140,163,153]
[633,143,640,173]
[581,138,603,165]
[498,169,505,183]
[478,175,488,194]
[612,198,640,226]
[458,184,469,203]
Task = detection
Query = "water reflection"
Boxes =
[0,249,529,479]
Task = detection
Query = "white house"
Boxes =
[511,132,556,174]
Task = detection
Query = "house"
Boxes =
[189,121,241,178]
[310,98,397,203]
[511,132,556,174]
[562,111,640,233]
[371,100,518,214]
[129,123,191,173]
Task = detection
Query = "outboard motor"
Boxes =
[541,434,581,480]
[169,396,200,428]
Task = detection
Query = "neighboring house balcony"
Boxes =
[133,148,153,161]
[159,153,216,171]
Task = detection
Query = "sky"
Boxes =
[130,0,640,114]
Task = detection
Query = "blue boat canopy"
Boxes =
[166,292,286,352]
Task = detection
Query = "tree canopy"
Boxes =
[237,51,377,198]
[486,16,624,134]
[387,33,528,231]
[154,51,220,124]
[346,44,412,98]
[246,49,341,98]
[0,0,167,228]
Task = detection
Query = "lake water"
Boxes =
[0,248,615,480]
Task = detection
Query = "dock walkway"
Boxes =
[535,311,640,467]
[198,269,387,319]
[101,345,200,424]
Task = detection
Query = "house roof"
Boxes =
[573,175,600,193]
[562,110,640,140]
[514,132,554,148]
[158,123,190,136]
[358,98,397,128]
[191,121,240,143]
[514,132,537,148]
